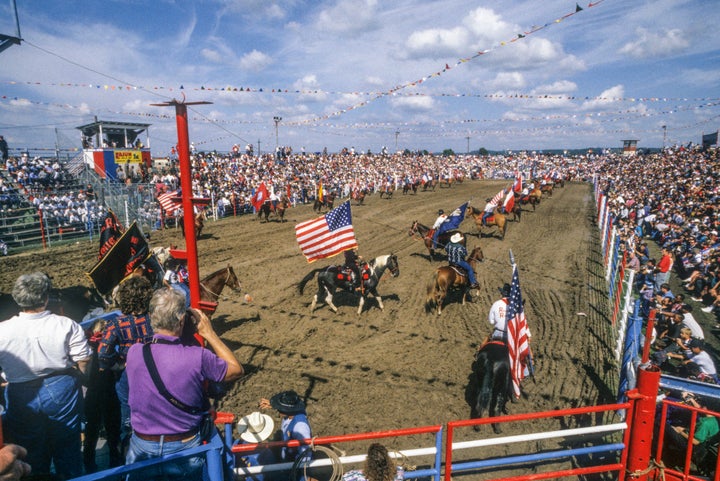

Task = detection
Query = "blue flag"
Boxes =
[437,202,468,235]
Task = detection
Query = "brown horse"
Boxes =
[408,221,461,261]
[379,184,394,199]
[198,265,242,315]
[540,183,553,197]
[424,246,484,315]
[313,192,336,213]
[466,206,507,240]
[180,210,206,238]
[258,196,291,223]
[423,179,437,191]
[352,188,367,205]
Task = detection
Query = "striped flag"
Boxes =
[506,263,531,398]
[490,188,506,206]
[158,190,182,215]
[295,200,358,263]
[502,189,515,214]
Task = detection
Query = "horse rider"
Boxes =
[270,190,280,212]
[481,197,498,226]
[446,232,479,290]
[432,209,448,248]
[344,247,363,290]
[488,283,511,342]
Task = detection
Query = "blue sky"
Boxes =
[1,0,719,155]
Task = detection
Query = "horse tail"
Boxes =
[425,270,439,312]
[298,268,323,294]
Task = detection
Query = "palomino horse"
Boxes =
[199,265,242,315]
[466,206,507,240]
[519,188,542,211]
[180,210,206,238]
[424,246,484,315]
[407,221,461,261]
[473,341,512,433]
[313,192,336,213]
[297,254,400,315]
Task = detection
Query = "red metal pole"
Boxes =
[173,103,201,310]
[625,364,662,480]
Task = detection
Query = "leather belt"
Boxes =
[134,429,198,442]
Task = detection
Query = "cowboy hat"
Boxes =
[450,232,463,244]
[498,283,511,297]
[237,411,275,443]
[269,390,306,415]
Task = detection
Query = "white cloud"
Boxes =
[405,27,471,58]
[533,80,577,95]
[239,50,272,71]
[679,68,720,87]
[581,85,625,110]
[618,28,689,59]
[201,48,223,63]
[390,95,434,111]
[486,72,526,90]
[316,0,379,34]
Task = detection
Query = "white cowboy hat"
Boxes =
[450,232,463,244]
[236,411,275,443]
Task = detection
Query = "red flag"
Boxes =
[251,183,270,211]
[295,201,358,263]
[513,172,522,193]
[506,264,531,398]
[502,189,515,213]
[158,190,182,215]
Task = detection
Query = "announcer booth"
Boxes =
[621,139,639,157]
[77,120,152,180]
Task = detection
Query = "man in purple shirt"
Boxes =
[125,287,243,479]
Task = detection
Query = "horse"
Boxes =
[504,202,522,222]
[540,183,553,197]
[0,285,108,322]
[313,192,336,213]
[472,341,512,433]
[379,185,394,199]
[180,210,206,238]
[352,188,367,206]
[275,196,291,222]
[424,246,484,315]
[199,265,242,316]
[297,254,400,315]
[422,179,438,192]
[519,188,542,211]
[402,181,419,195]
[408,221,461,261]
[466,206,507,240]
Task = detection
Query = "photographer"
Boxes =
[125,288,243,479]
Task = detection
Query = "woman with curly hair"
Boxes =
[97,275,155,460]
[342,443,404,481]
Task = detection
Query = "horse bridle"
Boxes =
[200,269,236,300]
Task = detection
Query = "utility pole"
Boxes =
[273,116,282,149]
[395,130,399,152]
[662,125,667,150]
[466,134,470,155]
[257,139,261,157]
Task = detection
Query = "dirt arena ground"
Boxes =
[1,180,626,476]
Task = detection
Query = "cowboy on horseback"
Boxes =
[446,233,479,289]
[344,247,363,291]
[481,198,498,226]
[431,209,447,248]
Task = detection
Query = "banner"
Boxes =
[98,210,124,260]
[87,222,150,295]
[114,150,143,163]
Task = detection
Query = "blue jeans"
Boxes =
[455,260,477,285]
[116,370,132,453]
[4,373,83,479]
[126,431,205,481]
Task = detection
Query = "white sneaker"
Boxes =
[702,306,715,313]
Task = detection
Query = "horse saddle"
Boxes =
[448,264,468,278]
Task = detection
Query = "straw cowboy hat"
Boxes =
[450,232,463,244]
[237,411,275,443]
[269,390,306,415]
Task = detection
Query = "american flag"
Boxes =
[158,190,182,215]
[506,263,531,398]
[295,200,358,263]
[490,188,506,205]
